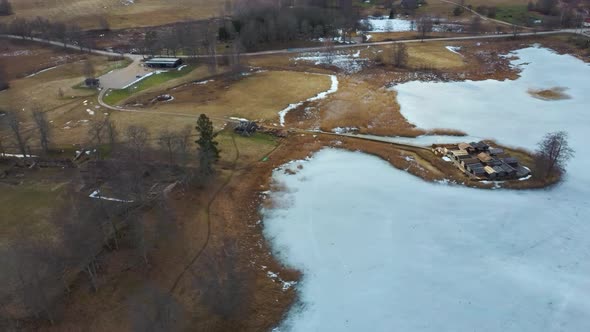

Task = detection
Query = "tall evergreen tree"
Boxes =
[195,114,220,176]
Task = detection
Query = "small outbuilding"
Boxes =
[85,78,100,87]
[488,148,505,155]
[477,152,492,163]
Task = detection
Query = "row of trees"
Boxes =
[0,16,97,52]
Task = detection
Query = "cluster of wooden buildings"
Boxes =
[434,141,531,181]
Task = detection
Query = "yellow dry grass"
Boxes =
[406,42,465,69]
[138,70,332,124]
[1,0,226,29]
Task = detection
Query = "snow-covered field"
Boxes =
[361,16,462,33]
[361,16,414,32]
[293,50,367,74]
[262,47,590,331]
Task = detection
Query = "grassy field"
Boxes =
[0,0,227,29]
[103,65,196,105]
[134,70,332,124]
[0,171,71,246]
[494,5,541,24]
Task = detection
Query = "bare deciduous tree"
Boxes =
[157,129,178,164]
[82,60,95,79]
[125,125,150,161]
[6,112,28,157]
[105,118,118,151]
[417,16,433,41]
[0,63,8,91]
[88,118,107,145]
[0,0,13,16]
[128,283,185,332]
[392,43,408,67]
[31,106,51,154]
[535,131,575,179]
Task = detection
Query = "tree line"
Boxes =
[0,110,220,327]
[0,0,12,16]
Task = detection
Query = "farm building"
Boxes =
[433,141,531,181]
[145,57,183,68]
[85,78,100,87]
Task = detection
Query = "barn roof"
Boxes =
[146,57,181,64]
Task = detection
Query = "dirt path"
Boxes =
[97,88,241,124]
[168,134,240,294]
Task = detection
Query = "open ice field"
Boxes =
[262,47,590,331]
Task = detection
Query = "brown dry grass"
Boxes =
[133,70,332,124]
[0,39,88,80]
[1,0,226,29]
[528,87,571,101]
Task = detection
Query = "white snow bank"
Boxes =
[121,71,156,89]
[26,65,58,78]
[445,46,463,56]
[89,190,133,203]
[195,79,213,85]
[177,64,187,71]
[0,153,37,158]
[86,109,95,116]
[229,116,250,122]
[331,127,358,134]
[279,74,338,126]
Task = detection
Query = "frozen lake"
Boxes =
[262,47,590,331]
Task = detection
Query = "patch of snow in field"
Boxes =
[279,74,338,126]
[86,109,95,116]
[177,64,187,71]
[0,153,37,158]
[89,190,133,203]
[194,79,213,85]
[229,117,250,122]
[0,50,33,57]
[361,16,462,33]
[263,47,590,331]
[445,46,463,56]
[361,16,413,32]
[25,65,58,78]
[294,51,368,74]
[331,127,358,134]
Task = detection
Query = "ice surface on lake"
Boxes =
[262,47,590,331]
[263,149,590,332]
